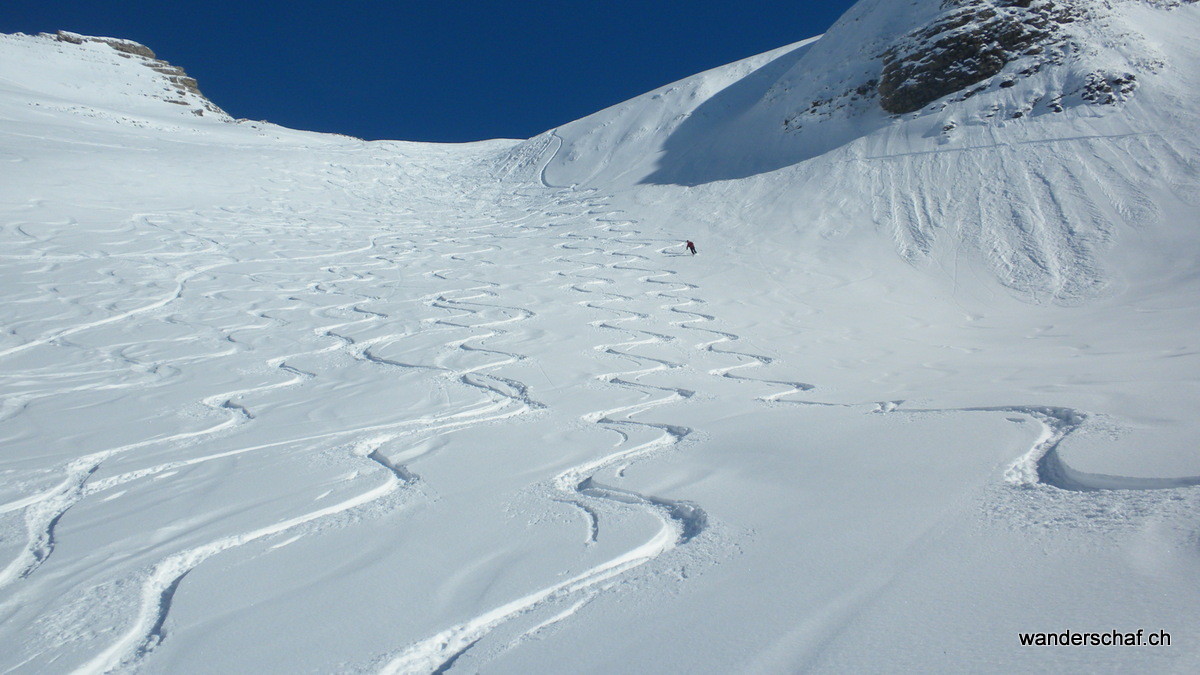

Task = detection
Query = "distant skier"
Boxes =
[685,240,697,255]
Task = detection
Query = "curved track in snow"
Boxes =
[0,147,568,671]
[377,191,719,673]
[3,73,1199,672]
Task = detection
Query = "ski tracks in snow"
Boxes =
[0,147,560,671]
[377,184,841,671]
[377,194,735,672]
[4,136,1195,672]
[550,215,710,546]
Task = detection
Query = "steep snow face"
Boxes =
[507,0,1200,304]
[524,0,1195,186]
[491,38,822,189]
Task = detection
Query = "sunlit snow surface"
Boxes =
[3,5,1200,672]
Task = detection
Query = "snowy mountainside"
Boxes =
[2,4,1200,673]
[0,31,229,127]
[493,38,821,188]
[520,0,1198,186]
[507,0,1200,304]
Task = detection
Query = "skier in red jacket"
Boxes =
[685,240,697,255]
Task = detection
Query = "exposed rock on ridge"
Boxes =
[878,0,1085,115]
[49,30,226,117]
[783,0,1193,131]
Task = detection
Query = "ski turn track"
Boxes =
[378,192,725,673]
[0,145,560,672]
[4,115,1198,672]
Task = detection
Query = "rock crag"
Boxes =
[49,30,226,117]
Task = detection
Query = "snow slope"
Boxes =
[2,1,1200,671]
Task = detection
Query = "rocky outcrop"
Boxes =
[49,30,226,117]
[877,0,1086,115]
[783,0,1192,131]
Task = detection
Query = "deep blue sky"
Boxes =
[4,1,858,142]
